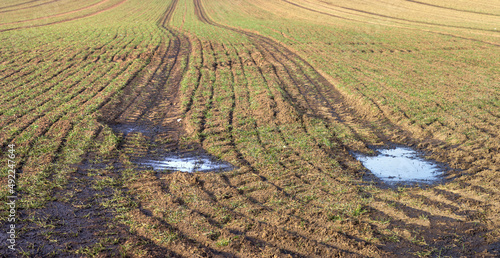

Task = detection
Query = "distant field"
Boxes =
[1,0,499,256]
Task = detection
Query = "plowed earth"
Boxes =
[1,0,499,257]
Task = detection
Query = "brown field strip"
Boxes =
[278,0,500,46]
[0,0,44,10]
[404,0,500,16]
[0,0,62,14]
[0,0,127,32]
[0,0,110,25]
[316,1,498,32]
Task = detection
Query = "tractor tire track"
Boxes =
[404,0,500,17]
[160,0,179,25]
[317,0,499,32]
[0,0,62,14]
[0,0,43,11]
[0,0,127,32]
[194,0,498,155]
[192,38,339,215]
[188,2,389,255]
[101,0,190,126]
[240,42,350,181]
[193,0,366,180]
[279,0,500,47]
[180,36,204,115]
[0,0,112,25]
[193,0,377,149]
[146,42,371,252]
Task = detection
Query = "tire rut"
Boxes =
[193,0,378,151]
[0,0,43,11]
[404,0,500,17]
[315,0,499,32]
[0,0,62,14]
[0,0,128,32]
[280,0,500,47]
[187,2,387,255]
[97,0,196,169]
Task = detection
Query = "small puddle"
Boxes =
[109,123,165,137]
[353,146,444,185]
[108,122,235,173]
[140,154,234,173]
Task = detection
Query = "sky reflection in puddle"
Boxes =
[354,147,443,184]
[141,154,234,173]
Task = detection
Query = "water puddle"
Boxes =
[108,122,235,173]
[140,153,234,172]
[109,123,165,137]
[353,146,445,185]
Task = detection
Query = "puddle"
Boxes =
[106,122,235,173]
[353,146,444,185]
[109,123,165,136]
[140,154,234,172]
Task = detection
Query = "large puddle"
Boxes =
[353,146,444,185]
[140,154,234,173]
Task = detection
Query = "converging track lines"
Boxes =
[0,0,62,14]
[405,0,500,17]
[0,0,127,32]
[279,0,500,46]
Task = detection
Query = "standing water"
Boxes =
[109,123,235,173]
[353,146,444,185]
[141,154,234,173]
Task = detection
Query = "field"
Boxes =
[0,0,499,256]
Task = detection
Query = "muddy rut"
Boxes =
[99,0,190,157]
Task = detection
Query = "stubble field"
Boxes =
[1,0,499,257]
